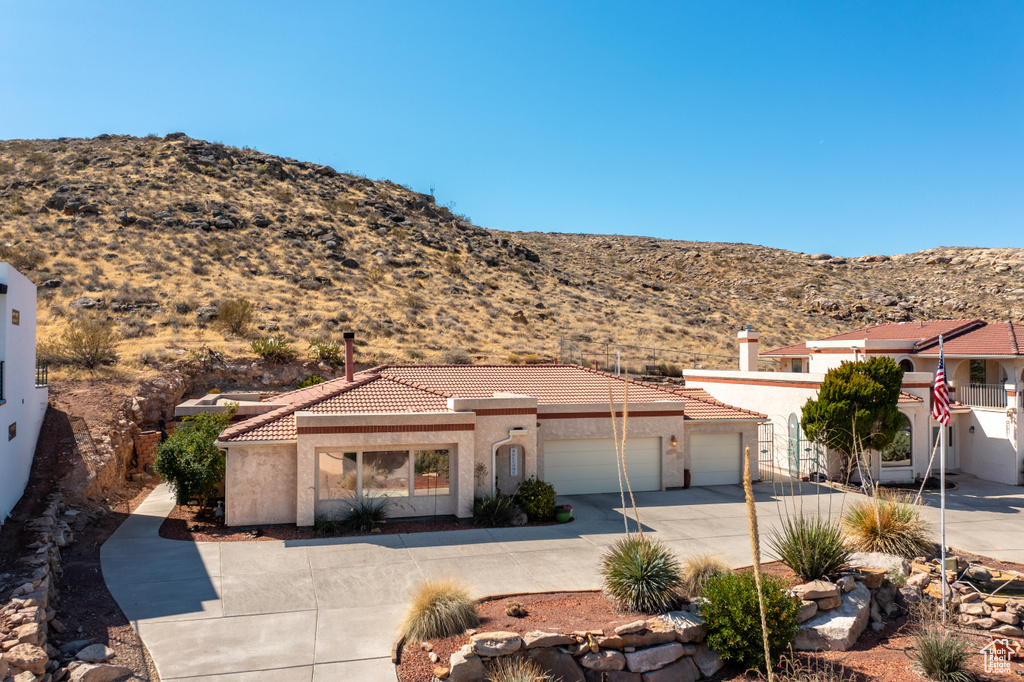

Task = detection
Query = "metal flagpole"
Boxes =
[939,335,948,622]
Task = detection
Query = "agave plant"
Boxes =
[601,535,682,613]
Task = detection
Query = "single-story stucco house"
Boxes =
[185,346,765,527]
[685,320,1024,487]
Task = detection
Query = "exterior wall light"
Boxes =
[670,435,678,447]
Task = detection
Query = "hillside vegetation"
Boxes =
[2,134,1023,378]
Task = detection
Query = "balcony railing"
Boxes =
[35,363,48,387]
[958,383,1006,409]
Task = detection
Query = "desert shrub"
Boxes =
[515,478,556,520]
[217,298,255,337]
[657,362,682,378]
[473,494,514,527]
[366,266,386,284]
[523,353,542,365]
[768,515,850,581]
[680,553,731,599]
[886,567,908,587]
[343,496,390,533]
[314,513,346,538]
[777,650,857,682]
[601,535,682,613]
[50,316,120,369]
[0,243,46,271]
[297,374,324,389]
[443,253,462,276]
[700,571,801,671]
[441,348,472,365]
[308,339,345,366]
[843,492,932,558]
[154,407,234,507]
[251,335,297,363]
[402,578,479,641]
[910,627,973,682]
[505,353,522,365]
[487,656,555,682]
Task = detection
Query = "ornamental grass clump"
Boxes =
[767,515,851,582]
[402,578,480,641]
[601,535,682,613]
[473,494,514,527]
[680,553,731,599]
[700,571,801,672]
[343,496,390,533]
[910,627,973,682]
[487,656,555,682]
[843,492,932,559]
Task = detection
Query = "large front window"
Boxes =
[881,414,912,467]
[319,448,451,500]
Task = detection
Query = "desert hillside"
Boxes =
[2,134,1022,377]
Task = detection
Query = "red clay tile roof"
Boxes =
[763,319,1024,358]
[218,364,765,442]
[916,322,1024,356]
[898,391,924,404]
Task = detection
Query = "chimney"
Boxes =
[738,325,758,372]
[344,332,355,381]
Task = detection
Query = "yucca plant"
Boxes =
[680,553,731,599]
[343,496,390,533]
[843,492,932,558]
[487,656,555,682]
[601,535,682,613]
[768,515,851,582]
[401,578,480,641]
[910,627,973,682]
[473,494,515,527]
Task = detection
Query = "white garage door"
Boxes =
[690,433,742,486]
[543,438,661,495]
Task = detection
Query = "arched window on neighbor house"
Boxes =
[898,359,914,373]
[881,413,912,468]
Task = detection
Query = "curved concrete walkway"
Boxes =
[102,478,1024,681]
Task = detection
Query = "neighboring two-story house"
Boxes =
[0,264,49,527]
[685,320,1024,487]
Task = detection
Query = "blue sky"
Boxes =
[2,2,1021,256]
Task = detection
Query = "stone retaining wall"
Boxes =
[0,495,130,682]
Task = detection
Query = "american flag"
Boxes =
[932,344,950,426]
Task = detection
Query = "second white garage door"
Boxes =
[690,433,742,486]
[543,438,661,495]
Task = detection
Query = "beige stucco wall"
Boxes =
[450,395,539,498]
[224,443,298,526]
[959,407,1021,485]
[294,411,478,525]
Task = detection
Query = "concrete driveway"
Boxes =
[102,476,1024,681]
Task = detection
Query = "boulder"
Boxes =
[599,621,676,649]
[447,650,485,682]
[854,569,886,590]
[907,572,931,588]
[625,643,684,673]
[799,600,818,623]
[960,602,991,617]
[965,617,997,629]
[580,651,626,671]
[966,566,993,582]
[993,611,1020,626]
[837,576,856,593]
[849,552,910,575]
[815,595,842,611]
[992,624,1024,638]
[897,586,923,607]
[660,610,706,643]
[76,644,114,663]
[13,671,37,682]
[523,631,572,648]
[692,643,724,677]
[528,646,585,682]
[0,656,8,679]
[67,663,133,682]
[470,631,521,657]
[641,656,700,682]
[4,643,47,674]
[584,671,641,682]
[615,620,648,635]
[796,582,871,651]
[70,296,101,310]
[15,623,42,646]
[793,581,840,601]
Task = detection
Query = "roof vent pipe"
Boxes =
[344,332,355,382]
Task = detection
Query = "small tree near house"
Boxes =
[154,405,235,507]
[801,357,904,486]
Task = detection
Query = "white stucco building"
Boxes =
[685,321,1024,487]
[0,264,49,527]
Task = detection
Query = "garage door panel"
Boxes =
[544,438,661,496]
[690,433,742,486]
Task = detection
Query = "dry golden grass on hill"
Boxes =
[2,134,1023,381]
